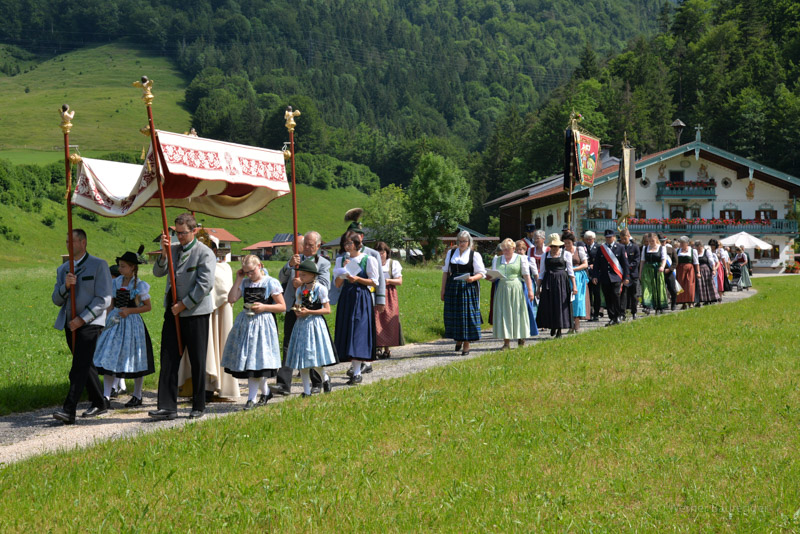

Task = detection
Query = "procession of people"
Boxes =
[51,213,748,424]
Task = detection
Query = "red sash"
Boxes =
[601,244,623,279]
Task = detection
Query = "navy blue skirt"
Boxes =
[334,281,376,361]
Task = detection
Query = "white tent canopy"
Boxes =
[72,130,289,219]
[719,231,773,250]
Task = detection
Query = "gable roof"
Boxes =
[496,137,800,211]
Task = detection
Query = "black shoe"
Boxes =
[124,396,142,408]
[189,410,204,419]
[362,363,373,374]
[555,329,562,338]
[82,399,109,418]
[346,374,363,385]
[588,316,599,322]
[461,350,470,356]
[620,314,627,322]
[550,329,556,337]
[311,385,322,394]
[301,393,312,398]
[257,391,273,406]
[455,342,462,352]
[53,410,75,424]
[322,379,332,394]
[242,400,255,411]
[269,384,291,396]
[148,409,177,420]
[631,314,637,320]
[109,387,119,399]
[671,304,676,311]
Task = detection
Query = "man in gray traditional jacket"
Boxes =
[52,229,113,424]
[149,213,216,420]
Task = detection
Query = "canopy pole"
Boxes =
[59,105,78,351]
[134,76,183,355]
[284,106,302,265]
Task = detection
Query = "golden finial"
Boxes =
[139,126,151,136]
[59,104,74,134]
[133,76,154,106]
[69,153,82,164]
[140,146,146,160]
[284,106,301,133]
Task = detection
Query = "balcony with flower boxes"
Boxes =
[581,218,797,236]
[656,180,717,200]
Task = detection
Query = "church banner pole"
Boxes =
[284,106,301,257]
[59,105,78,350]
[133,76,183,355]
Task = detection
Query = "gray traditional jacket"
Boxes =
[153,238,216,316]
[278,254,331,311]
[52,253,113,330]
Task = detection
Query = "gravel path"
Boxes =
[0,288,756,465]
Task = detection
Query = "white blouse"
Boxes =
[442,247,487,275]
[538,250,575,279]
[381,258,403,278]
[677,248,699,265]
[491,253,532,277]
[335,253,380,285]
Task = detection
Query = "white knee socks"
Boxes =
[352,361,362,377]
[103,375,114,398]
[247,378,259,402]
[301,369,311,395]
[133,377,143,399]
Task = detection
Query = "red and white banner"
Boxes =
[73,131,289,219]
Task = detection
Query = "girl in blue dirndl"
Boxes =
[221,255,285,410]
[286,259,338,396]
[334,234,379,385]
[93,252,154,408]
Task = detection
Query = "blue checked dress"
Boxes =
[221,275,282,378]
[443,248,483,342]
[93,277,155,378]
[286,283,338,370]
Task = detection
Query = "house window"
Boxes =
[546,214,554,227]
[591,209,612,219]
[670,205,686,218]
[669,170,684,182]
[754,210,777,220]
[534,217,542,229]
[720,209,742,220]
[754,245,780,259]
[634,209,647,219]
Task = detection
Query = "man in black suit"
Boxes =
[618,228,640,320]
[592,229,630,326]
[580,231,602,322]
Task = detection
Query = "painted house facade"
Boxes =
[489,131,799,271]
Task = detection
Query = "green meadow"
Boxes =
[0,277,798,531]
[0,41,191,157]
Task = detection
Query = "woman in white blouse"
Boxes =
[640,233,668,314]
[334,234,380,385]
[374,242,404,358]
[535,233,577,338]
[489,238,535,349]
[562,231,588,332]
[440,231,486,355]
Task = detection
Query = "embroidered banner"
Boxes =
[72,131,289,218]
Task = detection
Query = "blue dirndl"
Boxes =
[93,279,154,378]
[221,276,282,378]
[286,284,338,370]
[443,277,482,342]
[572,269,589,318]
[334,259,376,361]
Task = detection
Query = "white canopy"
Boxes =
[719,231,773,250]
[72,130,289,219]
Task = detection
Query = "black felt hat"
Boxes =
[116,251,142,265]
[603,229,616,237]
[525,223,536,232]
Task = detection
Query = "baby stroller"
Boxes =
[730,262,742,291]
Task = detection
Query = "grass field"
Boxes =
[0,277,798,531]
[0,41,191,156]
[0,262,483,415]
[0,185,367,268]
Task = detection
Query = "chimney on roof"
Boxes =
[600,144,612,163]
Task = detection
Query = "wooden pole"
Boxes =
[284,106,301,259]
[134,76,183,355]
[59,105,77,350]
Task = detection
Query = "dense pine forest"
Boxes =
[1,0,799,233]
